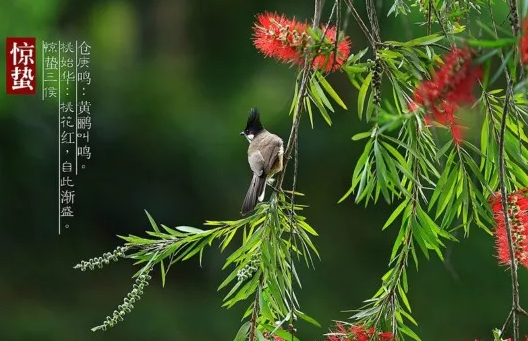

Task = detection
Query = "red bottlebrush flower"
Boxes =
[325,323,393,341]
[312,25,351,72]
[521,17,528,65]
[253,12,308,64]
[411,47,481,144]
[252,12,351,72]
[378,332,394,341]
[489,189,528,270]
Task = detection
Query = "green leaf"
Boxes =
[381,141,408,169]
[383,199,409,230]
[374,141,391,202]
[233,321,251,341]
[352,131,372,141]
[221,229,238,252]
[312,77,334,112]
[340,140,372,203]
[390,225,407,261]
[436,139,453,160]
[338,186,355,204]
[175,226,204,234]
[402,267,408,292]
[224,280,243,301]
[466,37,518,48]
[308,91,332,125]
[295,310,322,327]
[305,96,314,129]
[428,150,455,210]
[256,330,266,341]
[365,91,375,122]
[289,79,299,115]
[315,71,347,109]
[400,309,418,326]
[269,329,300,341]
[413,221,430,259]
[399,324,422,341]
[435,165,459,219]
[358,72,373,120]
[347,47,368,64]
[160,259,166,288]
[386,33,443,47]
[398,284,412,312]
[297,220,318,236]
[145,210,160,233]
[510,164,528,188]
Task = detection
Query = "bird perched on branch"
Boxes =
[240,108,284,215]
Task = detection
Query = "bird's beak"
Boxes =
[240,131,245,136]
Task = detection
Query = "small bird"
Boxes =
[240,108,284,215]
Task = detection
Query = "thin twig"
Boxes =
[498,82,521,341]
[333,0,341,68]
[507,0,524,78]
[248,277,262,341]
[427,0,432,35]
[287,136,299,341]
[501,308,514,337]
[430,0,453,46]
[341,4,351,33]
[341,0,377,49]
[366,0,381,42]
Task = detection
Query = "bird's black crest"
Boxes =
[245,107,264,131]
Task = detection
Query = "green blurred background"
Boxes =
[1,1,526,340]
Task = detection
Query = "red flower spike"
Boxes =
[521,17,528,65]
[312,26,351,72]
[325,323,392,341]
[411,47,481,144]
[253,12,351,72]
[378,332,394,341]
[253,12,308,64]
[489,189,528,270]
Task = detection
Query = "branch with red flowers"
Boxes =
[487,1,528,340]
[340,2,528,341]
[495,75,528,341]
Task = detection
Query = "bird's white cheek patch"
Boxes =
[246,134,255,142]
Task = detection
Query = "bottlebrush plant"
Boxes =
[74,1,528,341]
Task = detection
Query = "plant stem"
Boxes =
[497,82,521,341]
[341,0,376,49]
[276,0,323,190]
[248,278,262,341]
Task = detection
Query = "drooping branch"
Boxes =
[497,81,522,341]
[248,278,262,341]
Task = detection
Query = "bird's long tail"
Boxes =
[241,174,266,215]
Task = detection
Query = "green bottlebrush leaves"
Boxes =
[77,193,320,338]
[219,193,318,316]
